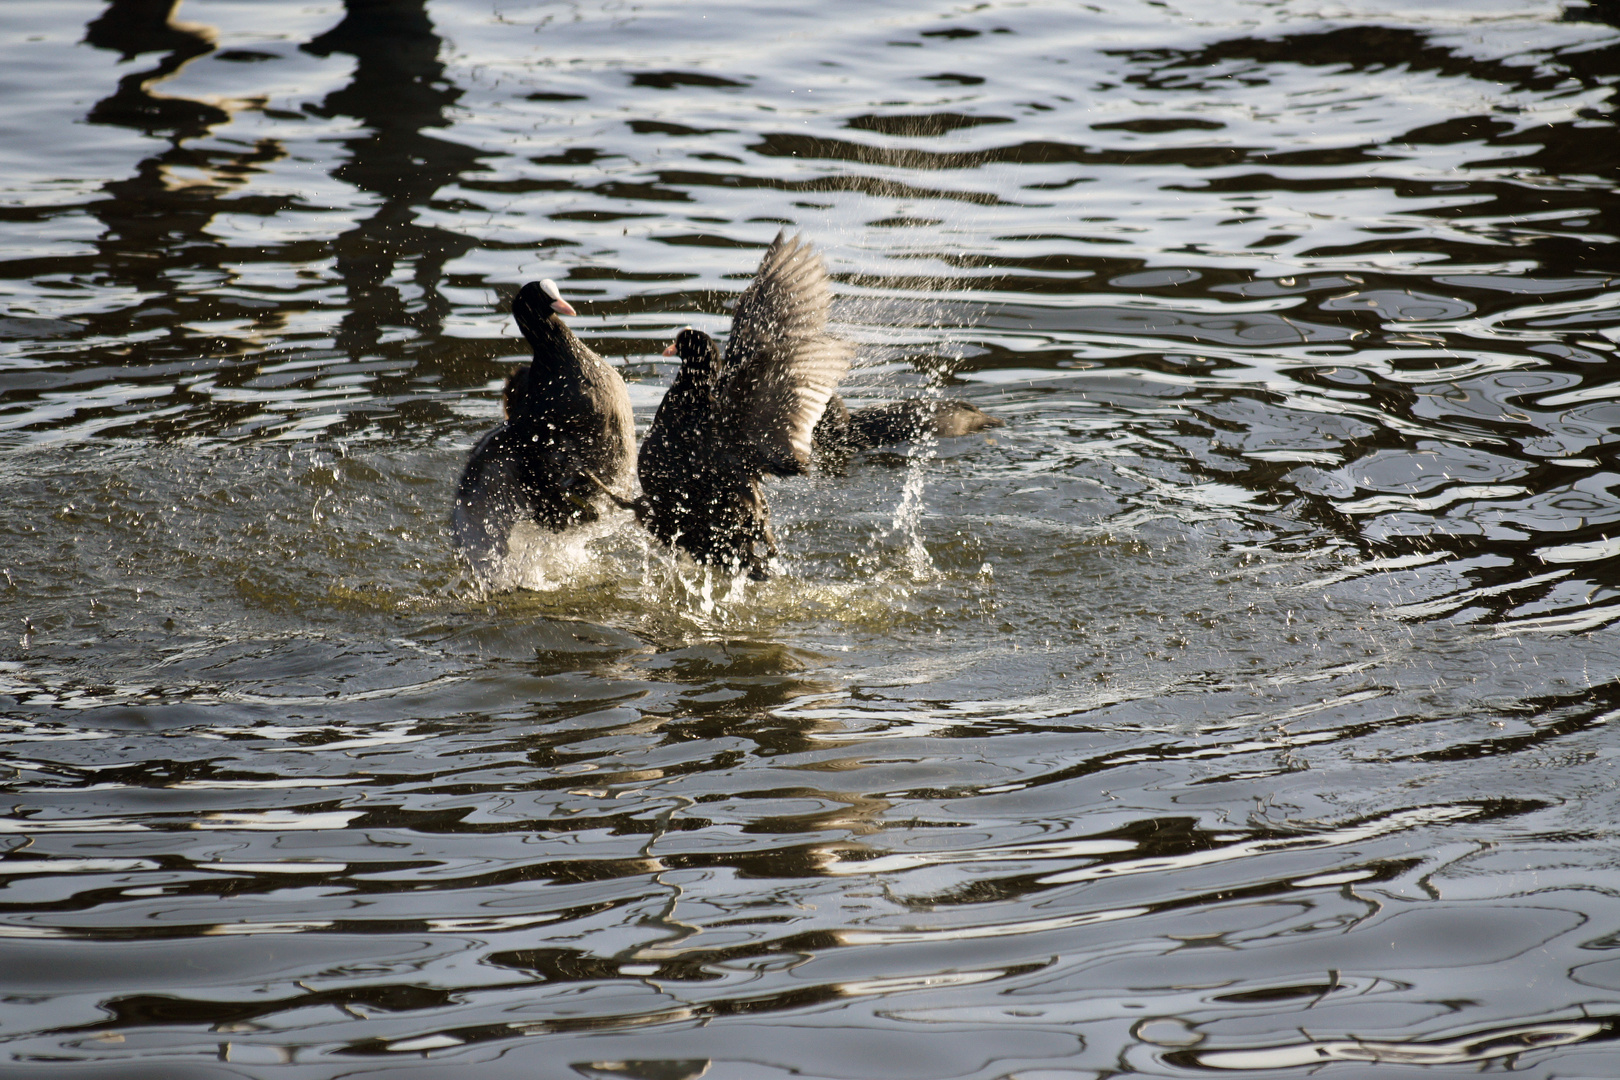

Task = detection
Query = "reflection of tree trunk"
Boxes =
[85,0,214,60]
[79,0,281,352]
[303,0,485,361]
[84,0,223,138]
[80,0,286,304]
[64,0,488,438]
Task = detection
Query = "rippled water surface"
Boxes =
[6,0,1620,1076]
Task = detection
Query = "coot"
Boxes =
[452,279,635,576]
[813,394,1003,454]
[634,233,852,579]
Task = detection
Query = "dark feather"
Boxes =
[452,281,635,579]
[813,396,1004,454]
[636,234,851,578]
[717,233,853,475]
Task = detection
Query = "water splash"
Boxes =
[471,513,636,594]
[887,437,940,580]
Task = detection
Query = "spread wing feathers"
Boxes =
[718,232,853,474]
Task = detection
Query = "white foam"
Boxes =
[474,513,632,593]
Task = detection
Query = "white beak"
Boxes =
[539,278,576,317]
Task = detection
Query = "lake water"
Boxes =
[5,0,1620,1076]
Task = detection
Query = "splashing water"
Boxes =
[471,513,640,594]
[887,438,940,580]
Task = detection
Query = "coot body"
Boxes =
[813,395,1003,454]
[637,234,851,579]
[452,279,635,575]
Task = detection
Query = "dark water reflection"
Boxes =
[6,0,1620,1076]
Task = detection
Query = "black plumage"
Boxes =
[813,395,1004,454]
[635,233,852,579]
[452,278,635,576]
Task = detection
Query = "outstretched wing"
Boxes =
[717,232,853,474]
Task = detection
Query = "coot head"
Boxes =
[662,327,723,382]
[512,278,578,347]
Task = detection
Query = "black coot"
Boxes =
[452,279,635,576]
[813,395,1003,454]
[634,233,852,580]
